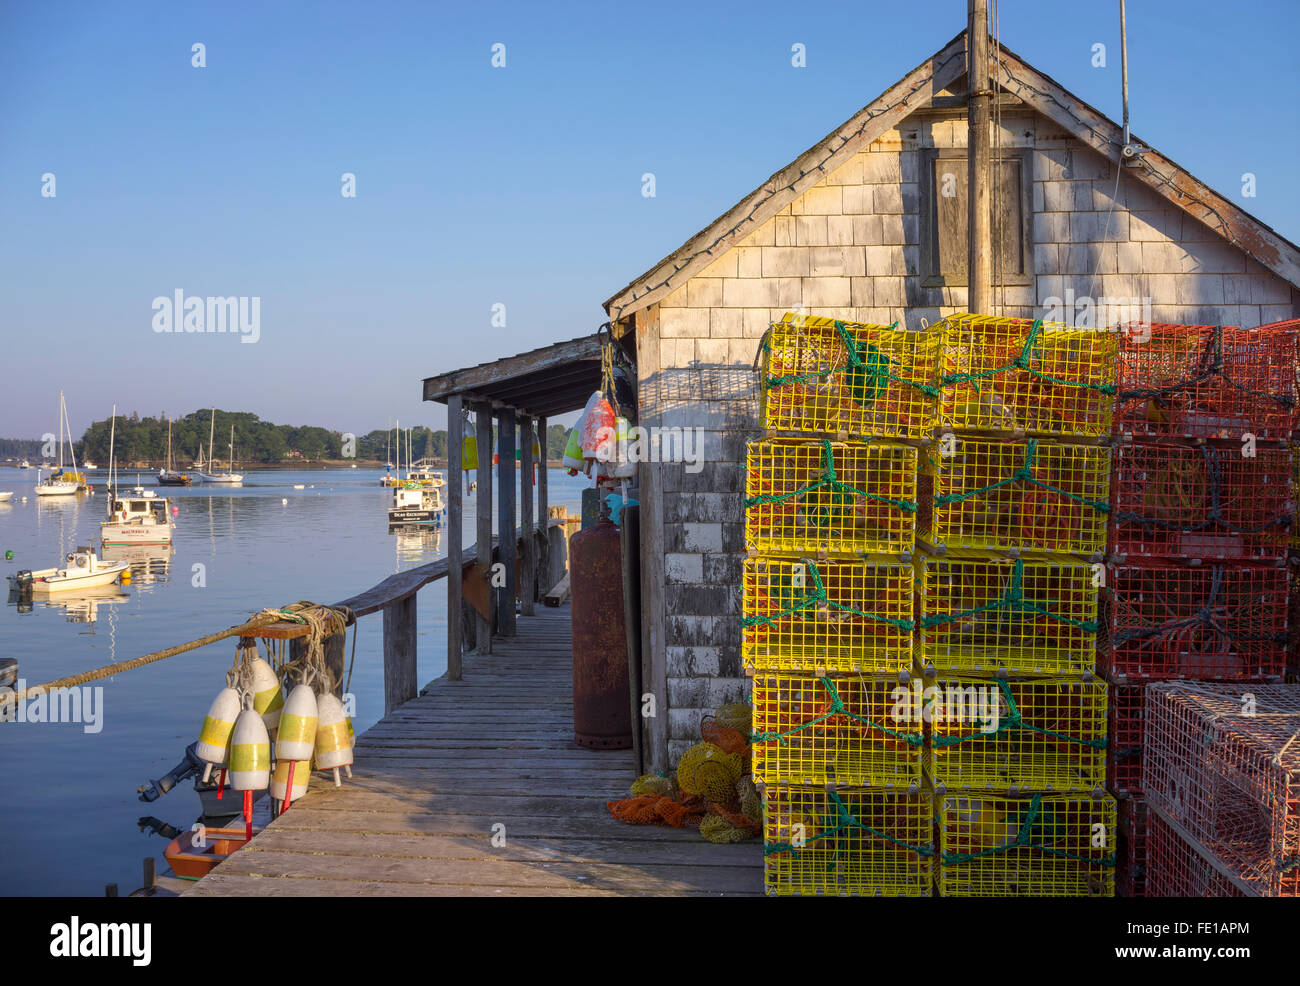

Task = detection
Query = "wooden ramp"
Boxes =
[187,604,762,897]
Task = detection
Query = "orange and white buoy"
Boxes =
[276,684,318,761]
[313,692,354,787]
[196,686,240,782]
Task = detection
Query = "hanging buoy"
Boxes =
[248,657,283,737]
[196,686,240,781]
[461,434,477,476]
[580,391,616,460]
[314,692,354,787]
[276,684,318,761]
[228,708,271,791]
[562,427,584,473]
[270,758,309,814]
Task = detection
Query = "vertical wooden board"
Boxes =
[475,402,494,653]
[383,595,417,715]
[447,395,464,680]
[520,416,536,616]
[497,407,517,637]
[537,415,550,594]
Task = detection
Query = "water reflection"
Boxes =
[101,543,174,589]
[389,524,442,569]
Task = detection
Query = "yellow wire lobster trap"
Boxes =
[935,314,1117,437]
[745,438,918,556]
[763,785,934,896]
[742,557,913,674]
[759,312,939,439]
[916,555,1100,676]
[751,674,922,788]
[919,437,1110,555]
[937,792,1116,897]
[925,677,1107,793]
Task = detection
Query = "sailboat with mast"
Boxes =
[198,410,244,484]
[34,391,81,496]
[157,415,194,486]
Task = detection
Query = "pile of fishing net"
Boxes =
[607,703,762,844]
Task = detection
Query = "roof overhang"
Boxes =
[422,334,604,419]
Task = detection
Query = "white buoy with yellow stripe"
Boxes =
[229,706,271,791]
[276,684,318,761]
[248,657,283,738]
[196,686,240,783]
[270,758,310,814]
[314,691,354,787]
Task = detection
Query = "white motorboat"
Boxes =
[102,490,174,546]
[387,483,445,526]
[0,492,13,502]
[7,547,129,595]
[83,462,97,470]
[19,460,31,469]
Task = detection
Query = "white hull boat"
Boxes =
[102,489,173,546]
[8,548,129,595]
[0,492,12,502]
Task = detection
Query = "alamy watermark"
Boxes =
[890,680,1002,733]
[1,681,104,734]
[1041,290,1151,336]
[152,290,260,343]
[593,425,705,474]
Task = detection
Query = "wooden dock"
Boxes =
[187,603,762,897]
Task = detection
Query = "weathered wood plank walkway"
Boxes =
[187,603,762,896]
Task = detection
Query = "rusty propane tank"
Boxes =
[568,518,632,749]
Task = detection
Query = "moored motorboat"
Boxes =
[7,547,129,595]
[387,483,446,526]
[102,489,174,546]
[0,491,13,502]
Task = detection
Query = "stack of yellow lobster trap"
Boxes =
[745,312,1118,896]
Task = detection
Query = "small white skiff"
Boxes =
[7,547,129,595]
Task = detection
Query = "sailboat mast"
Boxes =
[57,391,65,470]
[229,424,235,470]
[107,404,117,510]
[209,408,216,471]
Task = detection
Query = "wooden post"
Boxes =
[446,395,464,680]
[537,415,549,592]
[383,595,418,714]
[519,416,535,616]
[967,0,992,316]
[496,407,517,637]
[475,402,493,653]
[291,632,345,698]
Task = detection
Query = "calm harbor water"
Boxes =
[0,466,587,896]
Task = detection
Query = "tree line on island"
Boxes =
[2,412,571,467]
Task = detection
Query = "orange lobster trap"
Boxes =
[1102,563,1288,681]
[741,557,913,674]
[916,555,1100,677]
[1143,683,1299,897]
[1107,683,1146,799]
[1115,322,1299,442]
[937,792,1116,897]
[762,785,934,896]
[744,438,918,557]
[919,437,1109,555]
[759,313,939,440]
[1110,443,1293,561]
[1145,808,1246,898]
[926,677,1107,793]
[934,314,1117,438]
[751,674,921,788]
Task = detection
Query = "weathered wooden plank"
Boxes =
[475,402,494,653]
[496,407,517,636]
[520,415,536,617]
[260,807,712,841]
[382,594,417,715]
[447,394,464,679]
[188,874,752,897]
[543,573,570,607]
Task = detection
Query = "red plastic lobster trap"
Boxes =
[1102,563,1288,681]
[1107,683,1146,798]
[1110,443,1293,561]
[1115,322,1298,442]
[1142,682,1299,897]
[1117,797,1148,898]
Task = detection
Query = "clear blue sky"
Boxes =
[2,0,1296,439]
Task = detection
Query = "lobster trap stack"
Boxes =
[748,313,934,895]
[923,314,1116,897]
[1107,320,1297,895]
[1142,682,1299,897]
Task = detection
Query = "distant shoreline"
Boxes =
[3,458,569,471]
